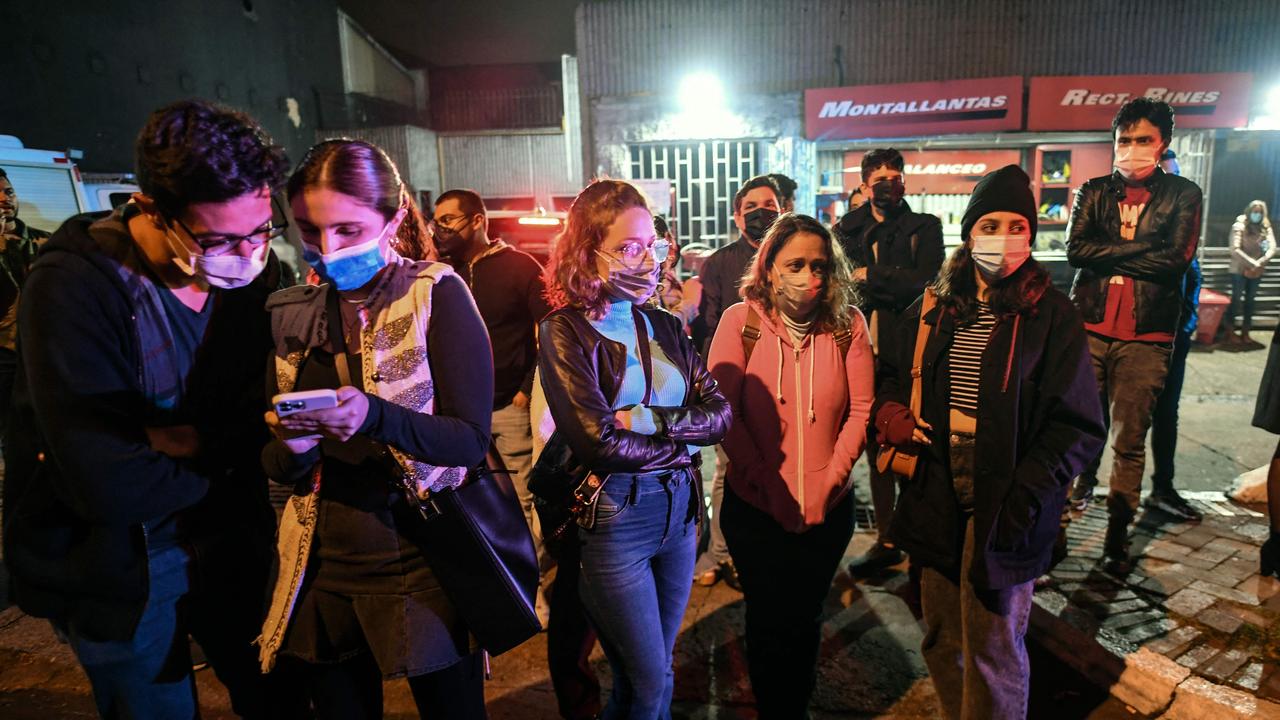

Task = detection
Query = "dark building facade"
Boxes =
[1,0,346,171]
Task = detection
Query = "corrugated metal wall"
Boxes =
[439,131,581,197]
[314,125,441,200]
[576,0,1280,99]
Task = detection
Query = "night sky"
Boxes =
[340,0,582,68]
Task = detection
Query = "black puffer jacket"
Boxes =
[1066,169,1202,336]
[537,305,730,473]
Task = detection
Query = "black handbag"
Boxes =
[398,450,542,656]
[326,289,541,656]
[528,430,600,544]
[528,306,656,542]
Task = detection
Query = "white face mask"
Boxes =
[1114,144,1160,181]
[971,234,1031,280]
[773,269,822,319]
[164,227,269,290]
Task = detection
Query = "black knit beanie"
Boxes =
[960,164,1038,243]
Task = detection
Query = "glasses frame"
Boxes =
[599,238,672,270]
[168,200,289,257]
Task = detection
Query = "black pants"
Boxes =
[0,346,15,443]
[721,485,856,718]
[1150,329,1193,492]
[546,529,602,720]
[278,652,486,720]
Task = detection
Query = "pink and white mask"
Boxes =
[971,234,1031,280]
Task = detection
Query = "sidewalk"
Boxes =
[1032,492,1280,719]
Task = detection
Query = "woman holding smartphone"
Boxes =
[537,179,730,719]
[257,139,493,719]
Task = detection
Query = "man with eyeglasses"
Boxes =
[3,100,298,717]
[431,188,552,598]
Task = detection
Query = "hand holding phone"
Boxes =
[272,386,370,443]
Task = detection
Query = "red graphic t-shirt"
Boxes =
[1084,184,1176,343]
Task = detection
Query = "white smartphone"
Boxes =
[272,389,340,417]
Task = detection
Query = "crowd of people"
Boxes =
[0,95,1276,720]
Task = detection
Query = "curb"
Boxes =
[1029,592,1280,718]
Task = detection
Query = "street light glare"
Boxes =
[678,72,725,112]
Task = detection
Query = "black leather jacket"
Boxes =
[1066,169,1202,336]
[537,305,731,474]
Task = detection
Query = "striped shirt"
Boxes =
[950,301,997,414]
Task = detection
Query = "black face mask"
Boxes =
[870,179,905,210]
[742,207,779,242]
[433,223,468,259]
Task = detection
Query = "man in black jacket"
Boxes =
[835,148,944,576]
[2,100,294,717]
[1066,98,1202,573]
[432,187,552,603]
[0,168,51,443]
[691,174,781,590]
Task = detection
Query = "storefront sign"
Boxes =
[806,77,1024,140]
[843,149,1022,194]
[1028,73,1252,131]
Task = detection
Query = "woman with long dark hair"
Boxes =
[257,139,493,718]
[707,212,874,716]
[537,179,730,719]
[874,165,1105,719]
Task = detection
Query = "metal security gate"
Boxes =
[629,140,761,249]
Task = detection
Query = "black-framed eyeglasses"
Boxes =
[169,212,288,257]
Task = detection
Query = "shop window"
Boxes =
[628,141,761,249]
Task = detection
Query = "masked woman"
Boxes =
[258,139,493,719]
[707,212,873,717]
[1226,200,1276,344]
[537,179,730,719]
[873,165,1105,719]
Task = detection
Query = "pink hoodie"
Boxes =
[709,301,874,532]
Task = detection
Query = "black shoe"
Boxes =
[1143,490,1204,522]
[718,559,742,592]
[1103,510,1132,576]
[847,542,906,577]
[1069,480,1096,511]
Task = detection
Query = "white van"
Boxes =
[0,136,90,235]
[81,172,140,213]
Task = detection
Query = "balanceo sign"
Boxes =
[1028,74,1252,131]
[806,77,1024,140]
[843,150,1022,194]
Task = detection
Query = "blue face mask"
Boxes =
[1250,211,1264,224]
[302,225,392,291]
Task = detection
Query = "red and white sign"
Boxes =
[1028,73,1253,131]
[806,77,1024,140]
[843,149,1023,195]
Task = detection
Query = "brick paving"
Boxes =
[1032,491,1280,717]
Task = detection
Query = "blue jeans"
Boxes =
[921,517,1034,720]
[693,446,730,574]
[64,546,197,720]
[577,469,697,720]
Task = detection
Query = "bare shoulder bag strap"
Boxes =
[909,288,937,420]
[741,306,763,365]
